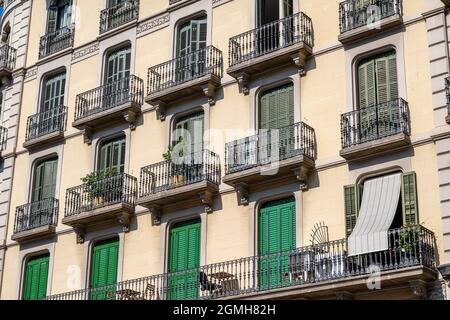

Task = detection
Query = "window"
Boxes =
[357,50,398,109]
[98,136,126,174]
[260,84,294,130]
[256,0,293,26]
[31,158,58,203]
[173,111,204,156]
[22,254,50,300]
[258,197,295,289]
[104,46,131,85]
[41,73,66,112]
[89,237,119,300]
[47,0,72,33]
[168,219,201,300]
[344,172,418,237]
[177,16,207,58]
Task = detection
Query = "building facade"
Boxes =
[0,0,449,300]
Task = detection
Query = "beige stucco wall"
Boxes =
[0,0,448,299]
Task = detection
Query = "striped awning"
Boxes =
[347,173,402,257]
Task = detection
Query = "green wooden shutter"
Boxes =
[99,137,125,173]
[32,158,58,202]
[344,184,362,237]
[169,219,201,300]
[401,172,418,226]
[260,84,294,130]
[89,237,119,300]
[47,6,58,33]
[22,254,50,300]
[42,73,66,112]
[259,197,295,289]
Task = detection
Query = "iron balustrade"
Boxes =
[39,25,75,59]
[341,98,410,149]
[228,12,313,67]
[446,77,450,116]
[169,0,183,4]
[139,150,220,197]
[25,106,68,142]
[74,75,144,121]
[147,45,223,95]
[0,126,7,152]
[339,0,402,33]
[13,198,59,234]
[0,44,17,71]
[99,0,139,34]
[225,122,316,175]
[65,173,137,218]
[44,225,435,300]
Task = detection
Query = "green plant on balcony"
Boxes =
[162,138,188,186]
[396,225,420,256]
[81,167,118,206]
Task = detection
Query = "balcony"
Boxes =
[39,25,75,59]
[23,106,68,150]
[227,12,313,95]
[73,75,144,143]
[62,173,137,243]
[0,126,7,154]
[338,0,403,44]
[0,44,17,81]
[99,0,139,34]
[137,150,220,224]
[12,198,59,243]
[45,225,437,300]
[340,98,411,161]
[446,77,450,124]
[146,46,223,119]
[223,122,316,205]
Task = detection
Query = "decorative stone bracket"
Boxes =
[199,191,215,214]
[200,83,217,106]
[291,52,309,76]
[236,72,250,95]
[149,206,162,226]
[235,182,249,206]
[82,126,93,145]
[74,225,86,244]
[117,212,131,233]
[154,101,167,121]
[123,109,138,130]
[409,280,428,299]
[292,166,310,191]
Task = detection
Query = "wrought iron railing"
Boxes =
[339,0,403,33]
[65,173,137,218]
[39,25,75,59]
[446,77,450,116]
[0,44,17,71]
[25,106,68,142]
[74,75,144,122]
[100,0,139,34]
[45,225,435,300]
[13,198,59,234]
[0,126,7,152]
[169,0,183,4]
[341,98,410,149]
[147,46,223,95]
[225,122,316,175]
[228,12,313,67]
[139,150,220,197]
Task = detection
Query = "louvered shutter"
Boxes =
[99,137,125,173]
[344,184,362,237]
[401,172,419,226]
[169,220,201,300]
[41,159,58,200]
[89,238,119,300]
[22,254,50,300]
[47,6,58,33]
[32,162,44,203]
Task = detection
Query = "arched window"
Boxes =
[357,50,398,109]
[22,253,50,300]
[32,157,58,203]
[98,136,126,174]
[47,0,72,33]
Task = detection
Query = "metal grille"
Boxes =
[0,44,17,71]
[99,0,139,34]
[39,25,75,59]
[25,106,68,142]
[14,198,59,234]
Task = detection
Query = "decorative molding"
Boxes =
[24,67,38,81]
[71,42,100,64]
[212,0,233,8]
[136,13,170,38]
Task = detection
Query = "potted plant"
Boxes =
[162,138,188,186]
[81,167,118,207]
[396,225,421,263]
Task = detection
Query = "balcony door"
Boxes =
[258,197,296,290]
[176,16,207,83]
[357,51,398,142]
[22,254,50,300]
[47,0,72,33]
[259,84,295,163]
[98,136,126,174]
[104,47,131,109]
[89,237,119,300]
[38,73,66,137]
[256,0,293,54]
[168,219,201,300]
